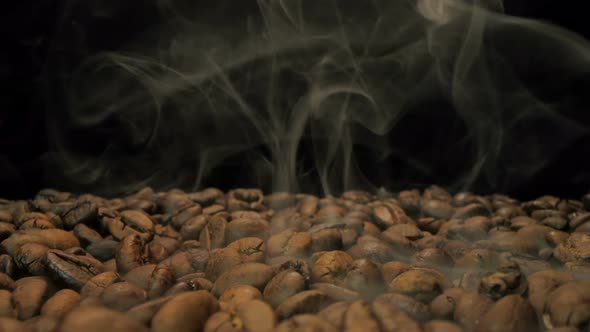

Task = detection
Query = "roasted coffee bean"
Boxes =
[211,262,275,297]
[147,263,175,298]
[267,228,312,258]
[376,293,431,321]
[479,261,527,300]
[263,269,306,308]
[0,223,15,242]
[0,273,15,291]
[422,200,455,219]
[227,188,265,212]
[310,228,343,252]
[171,205,203,230]
[347,235,398,263]
[219,285,263,309]
[58,304,149,332]
[226,237,266,263]
[370,299,422,332]
[478,295,538,332]
[275,314,335,332]
[126,295,173,326]
[225,218,270,244]
[101,281,148,311]
[45,249,105,290]
[342,258,384,297]
[12,276,57,320]
[61,200,98,228]
[205,247,242,281]
[204,299,276,332]
[73,224,102,247]
[1,229,80,256]
[312,250,353,284]
[411,247,453,268]
[429,287,464,320]
[123,264,156,289]
[544,281,590,329]
[275,290,333,319]
[310,282,361,302]
[424,320,464,332]
[104,210,154,241]
[115,234,146,274]
[40,288,80,317]
[0,289,16,317]
[199,215,227,250]
[0,317,33,332]
[388,268,450,303]
[151,290,219,332]
[79,271,121,298]
[454,292,493,332]
[554,232,590,263]
[86,239,118,262]
[14,242,49,276]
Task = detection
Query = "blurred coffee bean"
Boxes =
[0,289,16,318]
[275,314,335,332]
[12,276,57,320]
[86,239,118,261]
[40,288,80,317]
[275,290,333,319]
[79,271,121,298]
[479,295,538,332]
[554,232,590,263]
[263,269,306,308]
[151,290,219,332]
[424,320,464,332]
[199,215,227,250]
[1,229,80,256]
[73,224,102,247]
[101,281,147,311]
[479,261,527,300]
[342,258,384,297]
[454,292,493,332]
[227,188,265,212]
[422,200,454,219]
[115,234,146,274]
[0,317,33,332]
[544,281,590,329]
[311,251,352,284]
[14,242,49,276]
[211,262,275,297]
[388,268,450,303]
[376,293,431,321]
[59,304,149,332]
[205,299,276,332]
[147,263,174,298]
[429,287,464,320]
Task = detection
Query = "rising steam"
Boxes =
[45,0,590,196]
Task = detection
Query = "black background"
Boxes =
[1,0,589,200]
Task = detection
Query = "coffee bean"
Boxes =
[422,200,455,219]
[1,229,80,256]
[479,261,527,300]
[0,289,16,318]
[267,229,312,258]
[61,200,98,229]
[199,215,227,250]
[388,268,450,303]
[101,281,147,311]
[125,295,173,326]
[347,235,397,263]
[151,291,219,332]
[275,314,335,332]
[124,264,157,289]
[227,189,265,212]
[86,239,118,261]
[205,247,242,281]
[554,233,590,263]
[429,287,464,320]
[453,292,493,332]
[376,293,431,321]
[79,271,121,298]
[45,249,105,290]
[263,269,306,308]
[275,290,333,319]
[211,262,275,297]
[423,320,464,332]
[204,299,276,332]
[479,295,538,332]
[14,242,49,276]
[58,304,149,332]
[104,210,154,242]
[73,224,102,247]
[40,288,80,317]
[12,276,57,320]
[0,317,33,332]
[342,258,384,297]
[544,281,590,329]
[311,251,353,284]
[310,282,361,302]
[115,234,146,274]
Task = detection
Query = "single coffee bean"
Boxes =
[86,239,118,262]
[381,261,411,285]
[61,200,98,229]
[1,229,80,256]
[101,281,147,311]
[205,247,242,281]
[151,290,220,332]
[422,200,455,219]
[73,224,102,247]
[104,210,154,242]
[45,249,105,290]
[211,262,275,297]
[311,250,353,284]
[123,264,157,289]
[14,242,49,276]
[219,284,263,309]
[310,283,361,302]
[554,233,590,263]
[79,271,122,298]
[204,299,276,332]
[267,228,312,258]
[429,287,464,320]
[40,288,80,317]
[58,304,149,332]
[388,268,450,303]
[199,215,227,250]
[0,317,33,332]
[226,237,266,263]
[12,276,57,320]
[376,293,431,321]
[227,188,265,212]
[347,236,398,263]
[544,281,590,329]
[0,273,15,291]
[453,292,493,332]
[125,295,173,326]
[0,289,16,317]
[115,234,146,274]
[171,205,203,230]
[147,263,175,298]
[411,247,454,269]
[479,295,538,332]
[263,269,306,308]
[275,314,335,332]
[225,218,270,244]
[370,299,422,332]
[423,320,464,332]
[342,258,384,298]
[275,290,333,319]
[479,261,527,300]
[178,214,208,240]
[189,188,224,207]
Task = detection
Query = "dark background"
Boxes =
[1,0,589,200]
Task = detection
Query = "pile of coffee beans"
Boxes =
[1,186,590,332]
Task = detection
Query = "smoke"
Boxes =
[44,0,590,197]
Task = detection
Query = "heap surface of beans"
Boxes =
[1,186,590,331]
